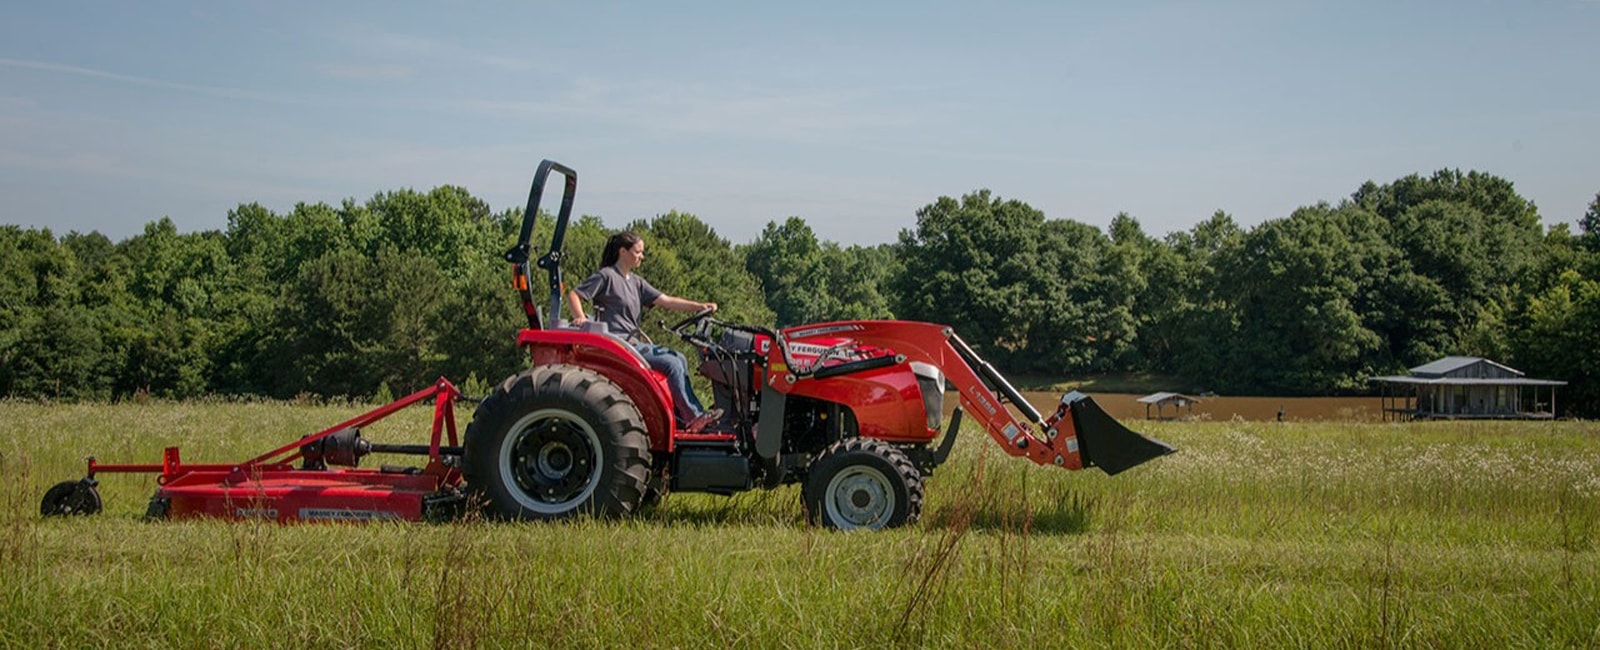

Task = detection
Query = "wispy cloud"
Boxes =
[330,24,540,73]
[0,148,122,177]
[0,57,303,105]
[309,25,932,140]
[447,78,926,142]
[314,63,414,81]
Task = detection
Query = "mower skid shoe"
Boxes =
[1064,391,1176,475]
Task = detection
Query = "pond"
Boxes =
[1005,391,1387,423]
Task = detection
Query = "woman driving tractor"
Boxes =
[565,231,724,432]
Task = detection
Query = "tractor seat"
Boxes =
[555,320,649,366]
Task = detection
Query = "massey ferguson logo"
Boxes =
[788,343,833,357]
[301,508,398,521]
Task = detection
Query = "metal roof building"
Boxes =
[1137,392,1202,420]
[1370,356,1565,421]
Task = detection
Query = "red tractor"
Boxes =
[41,160,1172,530]
[464,160,1173,529]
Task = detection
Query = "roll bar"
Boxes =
[504,159,578,330]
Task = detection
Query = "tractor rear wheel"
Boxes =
[464,365,651,521]
[803,438,924,530]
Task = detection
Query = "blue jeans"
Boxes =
[634,343,705,424]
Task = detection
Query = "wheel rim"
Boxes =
[823,465,896,530]
[499,408,604,514]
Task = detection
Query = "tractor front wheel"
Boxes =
[464,365,651,521]
[803,438,924,530]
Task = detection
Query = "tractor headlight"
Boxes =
[910,362,945,431]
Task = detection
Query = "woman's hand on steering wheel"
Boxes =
[669,303,717,333]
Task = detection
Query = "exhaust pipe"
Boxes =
[1062,391,1176,475]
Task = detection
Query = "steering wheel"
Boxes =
[669,305,717,334]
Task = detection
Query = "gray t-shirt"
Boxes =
[573,265,663,340]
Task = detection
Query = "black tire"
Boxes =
[803,438,924,530]
[41,480,102,517]
[463,365,652,521]
[638,466,668,512]
[634,485,665,514]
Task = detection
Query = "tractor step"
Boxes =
[673,432,739,444]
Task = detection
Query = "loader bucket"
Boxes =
[1063,391,1176,475]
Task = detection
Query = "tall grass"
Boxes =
[2,402,1597,648]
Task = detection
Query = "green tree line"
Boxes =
[4,171,1598,416]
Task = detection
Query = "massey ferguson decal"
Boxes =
[301,508,400,521]
[786,324,865,339]
[787,342,838,357]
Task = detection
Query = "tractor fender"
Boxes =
[517,328,677,452]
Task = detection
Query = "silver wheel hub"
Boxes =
[499,409,603,514]
[537,442,574,478]
[824,465,895,529]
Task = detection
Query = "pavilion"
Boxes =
[1137,392,1202,420]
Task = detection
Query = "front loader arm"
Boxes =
[771,320,1174,475]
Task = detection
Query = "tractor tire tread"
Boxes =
[463,365,650,521]
[803,437,924,529]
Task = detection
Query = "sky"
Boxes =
[2,1,1597,247]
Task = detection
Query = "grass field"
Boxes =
[3,401,1598,649]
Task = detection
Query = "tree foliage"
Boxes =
[1206,204,1391,393]
[743,217,894,327]
[892,190,1131,373]
[2,170,1597,416]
